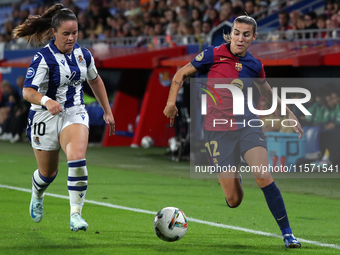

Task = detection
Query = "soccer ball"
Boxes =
[141,136,154,148]
[153,207,188,242]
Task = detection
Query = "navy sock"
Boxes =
[261,181,292,235]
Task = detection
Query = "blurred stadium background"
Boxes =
[0,0,339,155]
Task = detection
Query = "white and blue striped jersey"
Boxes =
[24,39,98,111]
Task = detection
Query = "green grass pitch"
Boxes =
[0,141,339,254]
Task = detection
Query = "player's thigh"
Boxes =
[244,146,273,188]
[33,148,60,177]
[60,123,89,161]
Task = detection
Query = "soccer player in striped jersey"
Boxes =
[163,15,302,248]
[13,4,115,231]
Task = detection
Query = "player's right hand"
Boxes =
[163,102,178,127]
[45,100,63,115]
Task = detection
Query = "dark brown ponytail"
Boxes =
[12,3,77,45]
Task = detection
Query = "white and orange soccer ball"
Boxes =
[153,207,188,242]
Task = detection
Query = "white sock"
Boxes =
[32,169,57,199]
[67,159,88,216]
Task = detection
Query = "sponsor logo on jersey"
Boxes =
[61,59,65,66]
[65,71,82,87]
[26,67,35,79]
[235,63,243,71]
[33,54,39,61]
[195,52,204,61]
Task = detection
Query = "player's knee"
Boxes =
[67,151,86,162]
[225,196,242,208]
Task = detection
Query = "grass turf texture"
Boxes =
[0,141,339,254]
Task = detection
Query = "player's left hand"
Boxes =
[103,113,115,136]
[288,111,303,139]
[163,101,178,127]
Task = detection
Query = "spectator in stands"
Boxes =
[256,1,268,19]
[178,19,194,35]
[324,0,336,18]
[202,20,213,34]
[78,12,90,38]
[193,0,206,12]
[267,0,278,14]
[219,2,234,23]
[207,8,219,27]
[130,26,142,37]
[202,0,218,21]
[164,9,179,35]
[304,11,318,38]
[154,23,165,35]
[0,76,29,143]
[62,0,81,16]
[143,10,152,24]
[0,80,21,140]
[191,7,203,22]
[178,6,190,21]
[297,14,305,30]
[318,87,340,167]
[289,10,300,30]
[86,0,112,33]
[316,14,328,38]
[150,10,161,24]
[214,0,228,11]
[11,7,21,26]
[193,20,202,35]
[245,0,255,16]
[278,11,292,33]
[167,19,180,35]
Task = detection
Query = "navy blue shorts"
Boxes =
[204,126,267,167]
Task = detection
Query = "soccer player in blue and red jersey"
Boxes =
[164,15,302,248]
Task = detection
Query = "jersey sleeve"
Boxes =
[256,60,266,85]
[81,48,98,80]
[191,46,214,74]
[23,52,48,90]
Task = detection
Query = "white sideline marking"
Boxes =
[1,184,339,250]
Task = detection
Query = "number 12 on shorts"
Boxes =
[205,140,220,157]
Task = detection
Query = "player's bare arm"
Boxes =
[164,62,198,127]
[254,81,303,139]
[87,75,115,135]
[22,87,62,115]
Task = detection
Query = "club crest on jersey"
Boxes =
[195,52,204,61]
[78,55,86,66]
[34,136,41,146]
[235,63,243,71]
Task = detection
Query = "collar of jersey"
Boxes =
[49,39,80,55]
